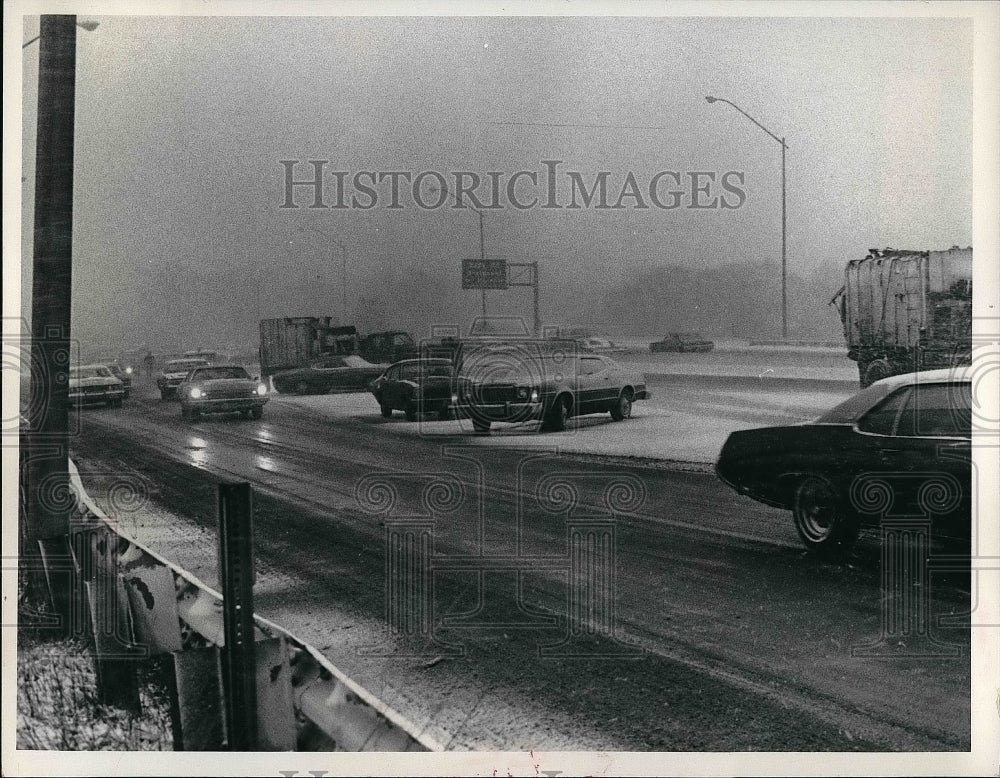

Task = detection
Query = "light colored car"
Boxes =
[105,362,134,398]
[157,358,211,399]
[68,364,126,407]
[455,339,649,434]
[177,364,268,421]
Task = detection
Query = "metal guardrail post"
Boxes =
[218,482,258,750]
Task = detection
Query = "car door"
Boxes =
[575,356,607,414]
[380,365,403,407]
[853,382,971,519]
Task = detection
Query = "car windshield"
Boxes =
[816,381,903,423]
[342,355,376,368]
[190,366,250,381]
[168,359,209,371]
[71,366,111,379]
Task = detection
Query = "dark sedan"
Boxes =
[369,358,455,421]
[715,368,972,557]
[272,355,386,395]
[650,332,715,353]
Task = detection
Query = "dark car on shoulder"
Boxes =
[177,364,269,421]
[455,339,649,434]
[715,368,973,558]
[650,332,715,353]
[369,358,455,421]
[272,354,386,395]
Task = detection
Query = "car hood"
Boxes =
[187,378,256,391]
[70,377,121,388]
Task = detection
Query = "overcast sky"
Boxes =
[15,7,982,351]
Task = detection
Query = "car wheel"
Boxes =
[249,406,263,420]
[380,402,393,418]
[792,476,860,558]
[609,390,632,421]
[472,417,491,435]
[543,395,571,432]
[404,400,418,422]
[295,381,310,395]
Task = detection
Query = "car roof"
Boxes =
[189,363,245,370]
[871,366,973,389]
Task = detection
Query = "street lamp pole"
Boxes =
[706,95,788,340]
[307,227,348,323]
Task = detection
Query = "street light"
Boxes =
[23,19,98,48]
[430,186,487,317]
[706,95,788,340]
[306,227,348,322]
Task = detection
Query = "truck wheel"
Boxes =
[609,390,632,421]
[792,476,859,559]
[862,359,892,388]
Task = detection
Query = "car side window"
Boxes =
[401,364,420,380]
[856,388,911,435]
[896,383,972,438]
[387,366,400,381]
[577,357,603,376]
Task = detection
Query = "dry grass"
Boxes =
[17,628,175,751]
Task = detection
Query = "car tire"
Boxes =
[472,417,491,435]
[295,381,310,395]
[543,395,571,432]
[249,406,263,420]
[792,475,860,558]
[609,390,632,421]
[404,400,418,422]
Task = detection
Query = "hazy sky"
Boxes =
[16,8,980,351]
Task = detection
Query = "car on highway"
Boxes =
[714,368,972,558]
[177,364,269,421]
[105,362,134,398]
[272,354,387,395]
[368,358,455,421]
[68,364,126,407]
[157,357,212,399]
[576,336,626,354]
[649,332,715,353]
[455,340,650,434]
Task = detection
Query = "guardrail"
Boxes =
[23,460,439,752]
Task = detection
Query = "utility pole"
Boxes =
[28,15,78,541]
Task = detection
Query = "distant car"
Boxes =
[68,364,126,407]
[649,332,715,353]
[455,340,650,434]
[576,336,626,353]
[359,331,418,365]
[177,364,269,421]
[105,362,134,398]
[715,368,972,558]
[272,354,387,395]
[157,358,212,399]
[368,358,455,421]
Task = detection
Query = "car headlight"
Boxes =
[125,366,133,375]
[189,387,203,399]
[451,393,459,404]
[530,388,539,403]
[255,384,268,395]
